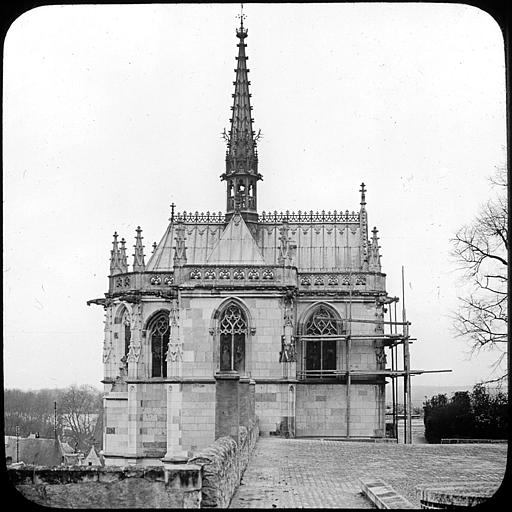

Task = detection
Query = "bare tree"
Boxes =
[59,384,103,452]
[452,168,507,383]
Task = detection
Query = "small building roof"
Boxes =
[83,446,101,466]
[5,437,64,466]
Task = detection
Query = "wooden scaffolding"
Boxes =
[295,266,451,443]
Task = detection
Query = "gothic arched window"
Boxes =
[304,306,338,376]
[219,304,247,373]
[149,312,169,378]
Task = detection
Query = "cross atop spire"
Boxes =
[360,182,367,207]
[237,3,246,32]
[221,11,262,223]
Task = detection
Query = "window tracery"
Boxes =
[149,312,170,378]
[305,306,338,336]
[219,304,247,373]
[304,306,338,377]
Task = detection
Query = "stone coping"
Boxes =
[302,437,397,443]
[440,438,507,444]
[360,478,414,509]
[415,481,499,508]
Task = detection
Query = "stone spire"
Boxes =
[369,226,382,272]
[132,226,146,272]
[221,12,262,223]
[359,183,369,271]
[110,232,124,275]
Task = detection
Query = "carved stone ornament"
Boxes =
[164,275,174,285]
[166,340,183,363]
[233,269,245,280]
[190,269,201,279]
[103,341,113,363]
[150,275,162,285]
[314,275,324,286]
[219,269,230,280]
[376,347,386,367]
[328,275,339,286]
[204,269,216,280]
[355,275,367,285]
[262,269,274,280]
[279,335,296,363]
[102,308,113,363]
[301,276,311,286]
[127,341,141,363]
[115,277,123,288]
[248,269,259,280]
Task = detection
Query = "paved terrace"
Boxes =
[230,438,507,508]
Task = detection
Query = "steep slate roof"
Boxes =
[206,213,265,265]
[145,215,365,272]
[146,221,226,270]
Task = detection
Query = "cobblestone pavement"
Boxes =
[230,438,507,508]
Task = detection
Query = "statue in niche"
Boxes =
[279,335,296,363]
[119,355,128,378]
[376,347,386,368]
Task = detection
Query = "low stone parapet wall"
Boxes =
[9,464,202,508]
[189,418,259,508]
[9,419,259,509]
[416,481,499,509]
[440,438,507,444]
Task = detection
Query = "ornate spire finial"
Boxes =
[360,182,367,207]
[170,202,176,222]
[119,237,128,272]
[110,232,123,275]
[369,226,381,272]
[133,226,146,272]
[236,3,246,35]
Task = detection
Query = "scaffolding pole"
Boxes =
[389,306,397,440]
[401,266,413,444]
[346,278,352,438]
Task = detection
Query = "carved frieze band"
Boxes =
[299,273,368,287]
[113,273,175,288]
[187,267,275,282]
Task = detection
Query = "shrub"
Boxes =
[423,385,507,443]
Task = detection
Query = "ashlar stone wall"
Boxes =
[296,383,384,437]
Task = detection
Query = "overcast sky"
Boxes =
[3,3,506,391]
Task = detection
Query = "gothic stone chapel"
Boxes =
[89,17,391,466]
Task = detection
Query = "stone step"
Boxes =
[360,478,414,509]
